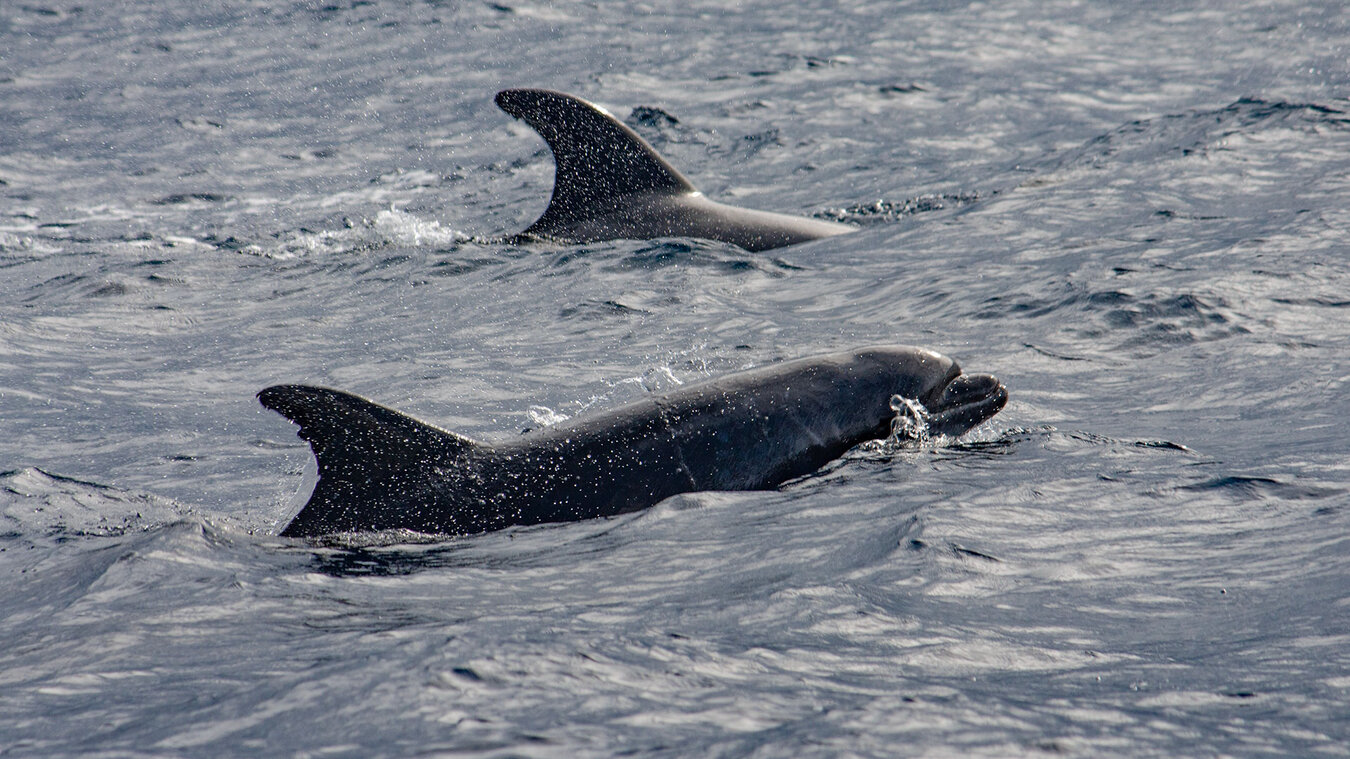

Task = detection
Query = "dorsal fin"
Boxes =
[258,385,482,536]
[496,88,697,234]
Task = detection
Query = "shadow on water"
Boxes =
[296,515,643,578]
[539,238,807,277]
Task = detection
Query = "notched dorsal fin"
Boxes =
[496,88,697,232]
[259,385,481,536]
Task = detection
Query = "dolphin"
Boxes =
[495,88,856,252]
[260,346,1007,537]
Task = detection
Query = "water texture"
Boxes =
[2,1,1348,756]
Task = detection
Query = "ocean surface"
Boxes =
[3,1,1348,756]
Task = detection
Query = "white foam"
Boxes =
[241,206,468,259]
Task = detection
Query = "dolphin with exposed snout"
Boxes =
[260,346,1007,537]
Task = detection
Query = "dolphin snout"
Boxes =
[924,372,1008,437]
[939,373,1003,407]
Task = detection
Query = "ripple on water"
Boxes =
[976,285,1252,358]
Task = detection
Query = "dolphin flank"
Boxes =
[260,346,1007,537]
[496,88,856,252]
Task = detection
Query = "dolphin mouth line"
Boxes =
[910,372,1009,440]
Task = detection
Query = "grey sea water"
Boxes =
[2,1,1348,756]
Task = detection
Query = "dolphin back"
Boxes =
[259,385,483,536]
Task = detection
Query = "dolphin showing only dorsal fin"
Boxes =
[495,89,855,252]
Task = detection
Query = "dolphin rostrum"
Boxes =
[495,88,856,252]
[260,346,1007,537]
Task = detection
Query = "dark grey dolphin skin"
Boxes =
[260,346,1007,537]
[496,88,855,252]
